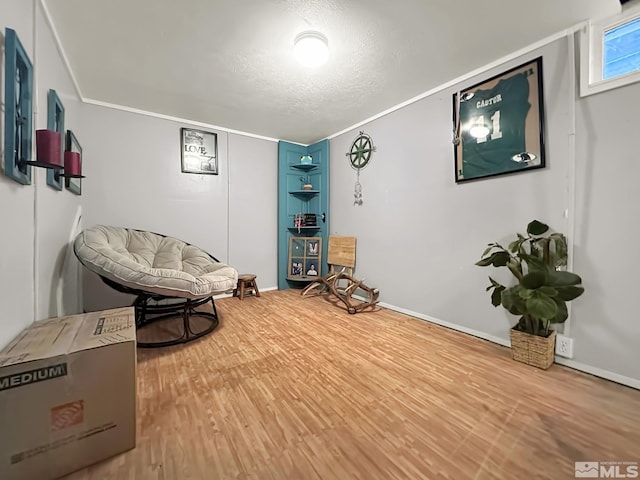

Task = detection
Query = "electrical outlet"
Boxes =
[556,334,574,358]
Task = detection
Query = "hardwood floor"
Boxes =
[64,290,640,479]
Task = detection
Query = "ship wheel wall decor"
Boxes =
[346,131,375,205]
[347,131,375,169]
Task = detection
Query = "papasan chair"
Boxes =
[74,225,238,347]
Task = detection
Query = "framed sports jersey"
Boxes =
[453,57,546,183]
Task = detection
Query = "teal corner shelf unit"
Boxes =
[277,140,329,290]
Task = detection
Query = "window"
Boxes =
[604,16,640,79]
[581,5,640,96]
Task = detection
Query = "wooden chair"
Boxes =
[327,235,356,277]
[301,236,379,314]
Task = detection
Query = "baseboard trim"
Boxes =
[378,301,640,391]
[552,357,640,390]
[214,285,278,299]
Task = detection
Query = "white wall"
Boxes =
[2,1,638,387]
[78,104,278,311]
[228,134,278,280]
[573,78,640,381]
[0,0,83,348]
[34,2,83,320]
[329,36,640,385]
[0,0,36,348]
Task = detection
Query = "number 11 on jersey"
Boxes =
[475,110,503,143]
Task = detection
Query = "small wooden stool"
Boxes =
[233,274,261,300]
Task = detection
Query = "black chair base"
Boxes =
[133,294,219,348]
[97,275,220,348]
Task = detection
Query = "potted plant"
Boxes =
[475,220,584,369]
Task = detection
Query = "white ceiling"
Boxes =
[43,0,620,144]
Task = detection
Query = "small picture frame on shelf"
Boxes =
[291,260,303,276]
[305,260,319,276]
[307,240,319,256]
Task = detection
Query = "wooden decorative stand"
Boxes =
[301,271,379,314]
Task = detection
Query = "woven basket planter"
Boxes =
[510,328,556,369]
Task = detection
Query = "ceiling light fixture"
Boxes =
[294,31,329,68]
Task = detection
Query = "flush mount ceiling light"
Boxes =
[294,31,329,68]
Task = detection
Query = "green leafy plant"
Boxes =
[476,220,584,337]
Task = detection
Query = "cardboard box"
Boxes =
[0,307,136,480]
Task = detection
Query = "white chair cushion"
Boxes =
[74,226,238,299]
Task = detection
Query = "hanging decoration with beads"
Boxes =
[346,131,375,206]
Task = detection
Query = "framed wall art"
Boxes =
[47,89,65,190]
[3,28,34,185]
[453,57,546,183]
[65,130,82,195]
[287,236,322,280]
[181,127,218,174]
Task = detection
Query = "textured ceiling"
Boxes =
[43,0,620,144]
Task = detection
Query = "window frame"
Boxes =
[581,4,640,97]
[3,28,34,185]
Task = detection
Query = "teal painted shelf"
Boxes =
[288,190,319,196]
[291,164,318,171]
[287,226,320,232]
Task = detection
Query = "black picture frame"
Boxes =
[181,127,218,175]
[453,57,546,183]
[65,130,82,195]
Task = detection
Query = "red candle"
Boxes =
[36,129,62,167]
[64,151,81,176]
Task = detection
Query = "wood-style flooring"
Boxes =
[64,289,640,479]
